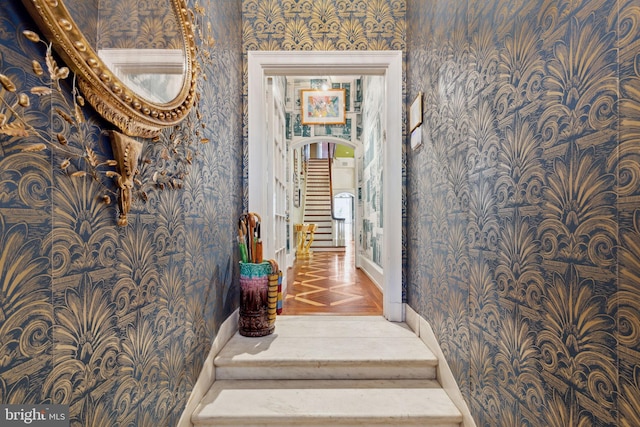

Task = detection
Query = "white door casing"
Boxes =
[265,77,288,283]
[248,51,403,322]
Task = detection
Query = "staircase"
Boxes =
[191,316,463,426]
[303,158,342,251]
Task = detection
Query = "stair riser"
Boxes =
[309,246,346,252]
[311,242,342,248]
[197,420,460,426]
[216,365,437,381]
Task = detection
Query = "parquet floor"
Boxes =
[282,241,383,315]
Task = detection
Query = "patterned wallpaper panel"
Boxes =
[242,0,406,51]
[96,0,182,50]
[0,1,243,426]
[407,0,639,425]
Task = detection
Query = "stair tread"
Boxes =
[215,317,437,368]
[193,379,462,426]
[216,336,436,366]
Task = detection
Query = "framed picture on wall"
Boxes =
[301,89,346,125]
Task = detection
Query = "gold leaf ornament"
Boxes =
[18,93,30,107]
[22,30,41,43]
[0,74,17,92]
[31,86,53,96]
[74,104,84,123]
[55,108,74,124]
[56,67,70,80]
[86,147,98,167]
[32,60,44,76]
[22,143,47,152]
[56,133,68,145]
[45,51,69,82]
[45,51,57,78]
[1,122,30,137]
[60,158,70,169]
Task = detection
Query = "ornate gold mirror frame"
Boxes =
[21,0,200,226]
[20,0,198,139]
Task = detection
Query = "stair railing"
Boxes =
[301,158,307,216]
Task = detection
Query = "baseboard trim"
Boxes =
[405,304,477,427]
[177,309,239,427]
[359,256,383,292]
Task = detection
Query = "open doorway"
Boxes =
[334,192,354,243]
[248,51,403,321]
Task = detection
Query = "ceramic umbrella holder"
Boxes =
[239,261,275,337]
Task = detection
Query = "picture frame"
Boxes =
[409,91,423,132]
[301,89,346,125]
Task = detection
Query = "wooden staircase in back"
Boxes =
[303,158,344,252]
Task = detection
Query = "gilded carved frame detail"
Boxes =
[20,0,198,138]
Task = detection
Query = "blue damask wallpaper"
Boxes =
[0,1,243,426]
[5,0,640,425]
[242,0,406,51]
[407,0,640,425]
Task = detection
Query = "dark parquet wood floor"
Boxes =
[282,242,383,316]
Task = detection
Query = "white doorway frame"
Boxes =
[248,51,403,322]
